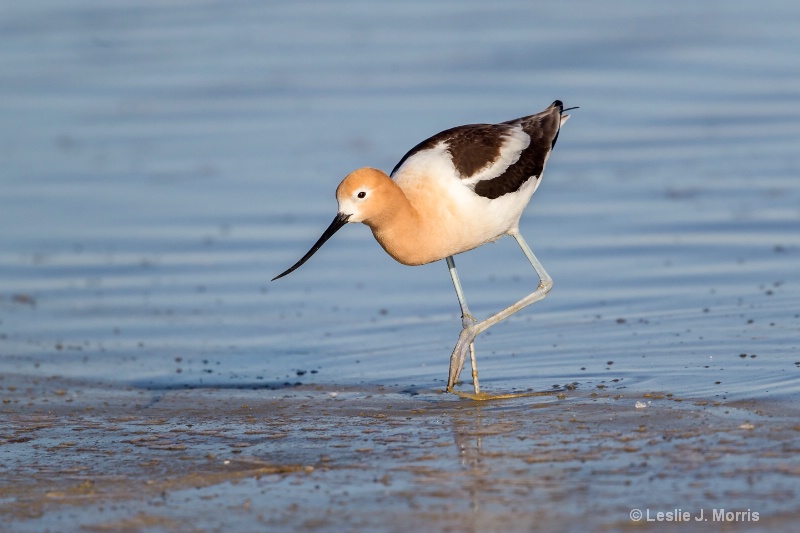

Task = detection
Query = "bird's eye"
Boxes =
[357,191,366,199]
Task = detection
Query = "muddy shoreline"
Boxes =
[2,374,798,531]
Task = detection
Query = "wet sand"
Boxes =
[3,374,798,532]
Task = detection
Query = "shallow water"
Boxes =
[2,0,800,530]
[3,378,799,532]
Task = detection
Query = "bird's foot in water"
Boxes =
[446,323,480,393]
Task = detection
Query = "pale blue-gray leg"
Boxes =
[446,230,553,393]
[446,256,480,393]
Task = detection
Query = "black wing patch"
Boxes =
[474,103,562,199]
[391,100,565,200]
[390,123,516,179]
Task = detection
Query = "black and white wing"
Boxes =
[390,100,568,200]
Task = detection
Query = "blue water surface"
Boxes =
[1,0,799,401]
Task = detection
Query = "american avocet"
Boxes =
[274,100,573,395]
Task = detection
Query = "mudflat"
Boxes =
[3,374,798,532]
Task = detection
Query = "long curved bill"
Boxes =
[272,213,351,281]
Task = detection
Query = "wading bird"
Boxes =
[274,100,573,394]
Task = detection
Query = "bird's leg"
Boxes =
[446,256,480,393]
[482,230,553,328]
[445,232,553,394]
[446,256,477,328]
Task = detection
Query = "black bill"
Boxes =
[272,212,351,281]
